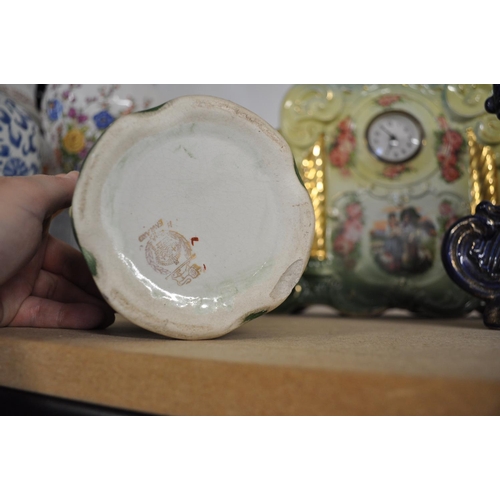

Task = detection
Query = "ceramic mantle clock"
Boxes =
[279,84,500,316]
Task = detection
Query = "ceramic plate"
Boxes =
[72,95,314,339]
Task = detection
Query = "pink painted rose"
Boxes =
[333,235,354,256]
[383,165,402,179]
[437,116,448,131]
[330,117,356,172]
[378,95,401,107]
[330,147,350,168]
[338,137,355,154]
[443,154,458,169]
[339,118,352,134]
[345,202,363,220]
[442,166,460,182]
[344,220,363,242]
[443,130,463,150]
[436,150,448,164]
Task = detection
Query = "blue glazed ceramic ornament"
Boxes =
[442,202,500,327]
[485,84,500,119]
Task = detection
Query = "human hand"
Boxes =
[0,172,115,329]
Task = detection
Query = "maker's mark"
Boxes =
[139,219,203,286]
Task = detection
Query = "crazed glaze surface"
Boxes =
[72,95,314,339]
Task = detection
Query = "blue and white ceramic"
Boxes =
[0,89,42,177]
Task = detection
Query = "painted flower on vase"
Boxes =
[3,157,29,176]
[68,107,88,124]
[46,99,63,121]
[329,117,356,176]
[93,110,115,130]
[61,84,81,102]
[63,129,86,154]
[58,124,96,172]
[43,84,158,173]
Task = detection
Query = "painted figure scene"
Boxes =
[370,206,437,275]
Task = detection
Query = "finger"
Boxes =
[42,235,103,299]
[0,173,79,285]
[0,172,79,222]
[0,248,47,326]
[8,296,115,330]
[32,269,113,312]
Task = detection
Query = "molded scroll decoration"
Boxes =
[445,85,492,119]
[281,85,344,149]
[442,202,500,328]
[444,85,500,147]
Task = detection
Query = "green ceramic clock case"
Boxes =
[279,84,497,316]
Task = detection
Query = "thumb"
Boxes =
[20,172,80,220]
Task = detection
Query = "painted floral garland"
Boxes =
[329,117,356,176]
[332,196,364,269]
[435,115,464,183]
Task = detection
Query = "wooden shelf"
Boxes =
[0,312,499,415]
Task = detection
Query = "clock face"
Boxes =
[366,111,424,163]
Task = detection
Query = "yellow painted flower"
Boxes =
[62,129,86,154]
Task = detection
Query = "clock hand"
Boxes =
[380,125,397,141]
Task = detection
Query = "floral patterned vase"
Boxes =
[41,85,163,173]
[278,84,500,317]
[0,85,44,177]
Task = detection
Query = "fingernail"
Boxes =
[55,171,78,179]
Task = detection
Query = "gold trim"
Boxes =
[467,128,498,214]
[300,134,327,260]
